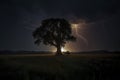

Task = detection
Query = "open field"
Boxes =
[0,53,120,80]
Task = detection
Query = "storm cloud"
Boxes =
[0,0,120,51]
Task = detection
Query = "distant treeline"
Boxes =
[0,50,120,55]
[74,50,120,54]
[0,50,54,55]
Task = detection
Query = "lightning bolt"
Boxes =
[72,24,88,47]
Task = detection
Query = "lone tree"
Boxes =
[33,18,76,55]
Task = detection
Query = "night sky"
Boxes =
[0,0,120,52]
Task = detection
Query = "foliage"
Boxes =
[33,18,76,54]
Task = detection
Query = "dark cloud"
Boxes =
[1,0,119,20]
[0,0,120,51]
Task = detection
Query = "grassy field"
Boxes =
[0,53,120,80]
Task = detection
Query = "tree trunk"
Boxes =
[56,45,62,55]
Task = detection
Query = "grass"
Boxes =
[0,53,120,80]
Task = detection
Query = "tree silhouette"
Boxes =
[33,18,76,55]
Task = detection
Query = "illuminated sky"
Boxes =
[0,0,120,52]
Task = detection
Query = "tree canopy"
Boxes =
[33,18,76,55]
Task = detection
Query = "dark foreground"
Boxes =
[0,53,120,80]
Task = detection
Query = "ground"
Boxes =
[0,53,120,80]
